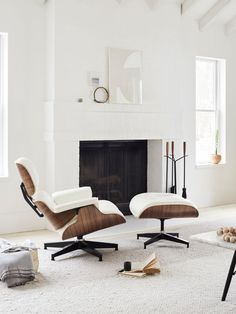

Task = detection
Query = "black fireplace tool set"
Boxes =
[165,141,187,199]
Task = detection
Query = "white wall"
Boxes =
[1,0,236,234]
[181,25,236,207]
[48,0,236,208]
[0,0,46,234]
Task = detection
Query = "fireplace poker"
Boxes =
[182,141,187,199]
[165,142,169,193]
[170,141,175,194]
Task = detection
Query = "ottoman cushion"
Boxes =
[130,193,198,219]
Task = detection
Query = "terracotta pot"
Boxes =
[211,154,221,164]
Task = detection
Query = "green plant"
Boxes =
[215,129,220,155]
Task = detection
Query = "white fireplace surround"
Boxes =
[44,101,182,197]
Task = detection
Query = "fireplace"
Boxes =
[79,140,147,215]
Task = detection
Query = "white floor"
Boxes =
[1,203,236,244]
[1,204,236,313]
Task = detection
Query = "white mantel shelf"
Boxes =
[51,100,182,114]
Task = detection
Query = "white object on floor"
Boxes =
[0,238,39,272]
[0,239,16,253]
[191,231,236,302]
[191,231,236,251]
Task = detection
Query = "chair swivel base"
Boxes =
[44,239,118,261]
[137,232,189,249]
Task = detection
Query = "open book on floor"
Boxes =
[120,253,160,277]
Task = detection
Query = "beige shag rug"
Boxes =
[1,218,236,314]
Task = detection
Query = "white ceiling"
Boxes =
[181,0,236,22]
[41,0,236,35]
[114,0,236,35]
[181,0,236,34]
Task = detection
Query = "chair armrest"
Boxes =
[53,197,99,213]
[97,200,125,218]
[52,187,92,205]
[34,190,99,214]
[33,190,57,212]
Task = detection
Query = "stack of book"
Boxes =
[119,253,160,277]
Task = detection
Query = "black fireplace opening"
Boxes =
[79,140,147,215]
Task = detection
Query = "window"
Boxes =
[0,33,8,177]
[196,56,226,165]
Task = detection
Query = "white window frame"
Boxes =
[0,33,8,177]
[196,56,226,166]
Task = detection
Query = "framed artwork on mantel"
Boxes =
[108,48,143,105]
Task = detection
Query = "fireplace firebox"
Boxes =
[79,140,147,215]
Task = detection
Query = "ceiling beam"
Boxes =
[145,0,159,10]
[199,0,231,31]
[35,0,47,4]
[181,0,197,15]
[225,15,236,35]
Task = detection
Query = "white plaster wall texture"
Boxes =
[50,0,236,208]
[0,0,46,234]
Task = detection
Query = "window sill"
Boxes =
[0,174,9,179]
[195,162,226,169]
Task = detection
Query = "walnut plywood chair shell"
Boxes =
[15,157,126,261]
[15,158,39,197]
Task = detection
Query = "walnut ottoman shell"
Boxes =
[130,193,199,248]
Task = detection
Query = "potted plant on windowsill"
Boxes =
[211,129,221,164]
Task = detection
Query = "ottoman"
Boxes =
[130,193,199,249]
